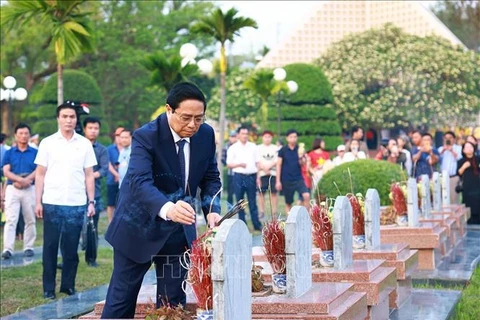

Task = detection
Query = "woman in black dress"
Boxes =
[457,141,480,224]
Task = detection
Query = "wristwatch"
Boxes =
[88,200,96,205]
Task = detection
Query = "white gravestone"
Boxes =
[212,219,252,320]
[333,196,353,270]
[432,172,442,211]
[286,206,312,298]
[365,189,381,250]
[441,170,451,206]
[407,178,419,227]
[420,174,432,219]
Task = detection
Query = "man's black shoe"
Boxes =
[24,249,34,257]
[87,261,99,267]
[60,288,76,296]
[43,291,56,300]
[1,251,12,259]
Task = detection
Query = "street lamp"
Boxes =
[272,68,298,139]
[1,76,28,135]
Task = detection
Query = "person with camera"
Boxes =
[412,133,439,178]
[457,141,480,224]
[438,131,462,204]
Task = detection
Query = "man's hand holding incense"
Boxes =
[206,212,221,228]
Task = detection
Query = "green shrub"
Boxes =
[283,63,333,105]
[299,135,344,152]
[40,70,102,104]
[267,104,338,121]
[316,160,403,205]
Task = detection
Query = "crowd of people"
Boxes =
[222,125,480,229]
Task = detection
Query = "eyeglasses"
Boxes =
[173,111,206,125]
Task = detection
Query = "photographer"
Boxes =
[438,131,462,204]
[412,133,439,178]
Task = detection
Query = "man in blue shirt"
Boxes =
[1,123,37,259]
[275,129,311,214]
[412,133,440,179]
[106,127,123,223]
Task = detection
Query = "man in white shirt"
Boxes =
[117,129,132,188]
[256,130,278,217]
[438,131,462,204]
[227,126,262,230]
[34,101,97,300]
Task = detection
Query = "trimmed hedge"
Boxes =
[299,135,344,152]
[267,104,338,121]
[316,160,403,205]
[41,70,102,104]
[283,63,333,105]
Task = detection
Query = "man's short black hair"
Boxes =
[0,133,7,144]
[120,128,133,136]
[83,117,102,128]
[351,125,362,135]
[14,123,31,134]
[422,133,433,140]
[166,82,206,111]
[237,126,248,133]
[444,131,456,139]
[286,129,298,137]
[411,129,422,136]
[56,100,78,117]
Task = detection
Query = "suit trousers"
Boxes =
[42,204,84,292]
[2,185,36,253]
[101,225,189,319]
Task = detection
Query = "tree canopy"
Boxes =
[316,23,480,130]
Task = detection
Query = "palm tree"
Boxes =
[191,7,257,174]
[244,69,286,128]
[142,52,199,93]
[1,0,94,105]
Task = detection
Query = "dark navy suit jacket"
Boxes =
[105,113,221,263]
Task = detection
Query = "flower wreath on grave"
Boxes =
[310,199,334,267]
[388,182,408,226]
[144,297,191,320]
[262,217,287,294]
[347,192,366,249]
[181,199,248,319]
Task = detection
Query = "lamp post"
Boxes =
[1,76,28,135]
[273,68,297,139]
[180,43,213,75]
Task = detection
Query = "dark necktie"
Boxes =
[177,139,186,190]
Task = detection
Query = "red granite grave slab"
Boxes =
[432,209,467,237]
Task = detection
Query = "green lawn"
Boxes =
[453,267,480,320]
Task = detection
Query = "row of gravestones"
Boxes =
[407,170,451,227]
[211,191,384,319]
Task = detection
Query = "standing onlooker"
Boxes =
[412,133,439,178]
[106,127,124,223]
[1,124,37,259]
[308,137,330,188]
[457,141,480,224]
[29,134,39,149]
[397,135,413,176]
[34,101,97,299]
[410,130,422,150]
[438,131,462,204]
[83,117,109,267]
[466,135,480,157]
[256,130,278,218]
[227,126,261,230]
[117,129,132,189]
[222,130,237,205]
[345,126,369,156]
[333,144,346,166]
[343,139,367,162]
[276,129,311,213]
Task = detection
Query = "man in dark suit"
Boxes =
[102,82,222,319]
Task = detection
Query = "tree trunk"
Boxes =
[57,63,64,105]
[1,101,10,135]
[217,45,228,183]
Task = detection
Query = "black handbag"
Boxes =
[455,178,463,193]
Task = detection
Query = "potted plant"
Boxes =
[262,219,287,294]
[310,200,334,267]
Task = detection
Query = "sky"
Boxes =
[218,1,438,56]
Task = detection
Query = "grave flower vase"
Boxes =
[196,308,214,320]
[353,235,366,249]
[320,249,334,267]
[272,273,287,294]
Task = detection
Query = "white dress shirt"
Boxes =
[34,131,97,206]
[158,127,191,220]
[226,141,258,174]
[438,144,462,176]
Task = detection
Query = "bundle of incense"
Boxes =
[215,199,248,226]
